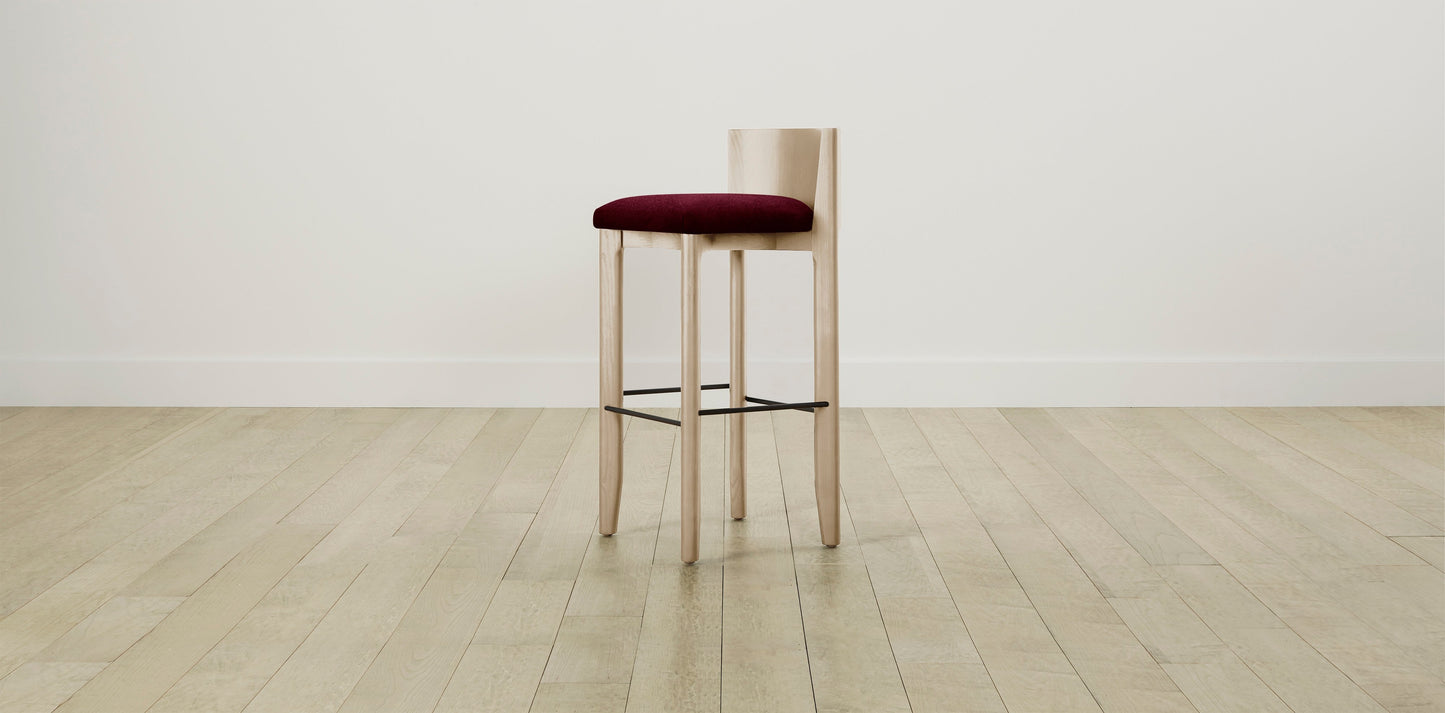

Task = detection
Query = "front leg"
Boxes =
[729,249,747,520]
[813,240,839,547]
[680,234,702,563]
[598,229,623,536]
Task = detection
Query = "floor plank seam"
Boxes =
[230,561,367,713]
[770,413,821,713]
[947,408,1113,713]
[1098,411,1425,712]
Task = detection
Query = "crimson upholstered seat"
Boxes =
[593,193,813,234]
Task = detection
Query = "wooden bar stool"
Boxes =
[595,128,838,564]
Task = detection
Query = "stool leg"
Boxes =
[680,235,702,563]
[814,239,840,547]
[599,229,623,536]
[728,250,746,520]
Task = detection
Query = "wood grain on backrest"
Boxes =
[728,129,821,205]
[727,128,836,247]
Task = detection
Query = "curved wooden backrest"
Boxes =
[727,128,837,247]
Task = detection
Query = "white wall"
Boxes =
[2,1,1441,407]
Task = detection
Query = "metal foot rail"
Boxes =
[699,400,828,417]
[603,406,682,427]
[604,390,829,427]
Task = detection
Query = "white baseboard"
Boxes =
[0,358,1439,407]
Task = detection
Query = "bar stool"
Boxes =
[594,128,839,564]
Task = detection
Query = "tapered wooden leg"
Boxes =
[814,240,840,547]
[599,229,624,536]
[728,250,746,520]
[680,234,702,563]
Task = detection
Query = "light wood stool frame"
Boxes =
[599,128,839,563]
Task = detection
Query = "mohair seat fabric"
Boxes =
[593,193,813,234]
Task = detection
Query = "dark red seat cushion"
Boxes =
[593,193,813,234]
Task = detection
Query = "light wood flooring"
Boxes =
[0,406,1441,713]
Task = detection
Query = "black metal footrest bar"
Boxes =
[623,383,730,396]
[700,401,828,417]
[603,406,682,427]
[604,399,829,427]
[743,396,818,413]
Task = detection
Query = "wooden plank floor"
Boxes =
[0,406,1441,713]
